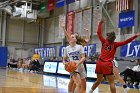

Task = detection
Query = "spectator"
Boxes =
[131,59,140,72]
[120,59,140,85]
[22,57,31,71]
[8,58,18,69]
[17,58,24,71]
[29,59,40,73]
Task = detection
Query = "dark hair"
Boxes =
[106,32,116,43]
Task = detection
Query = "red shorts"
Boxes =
[95,60,113,75]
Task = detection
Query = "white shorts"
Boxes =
[70,64,87,79]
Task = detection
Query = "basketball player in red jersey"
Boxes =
[89,19,140,93]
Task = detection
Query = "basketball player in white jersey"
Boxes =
[60,21,90,93]
[63,34,86,93]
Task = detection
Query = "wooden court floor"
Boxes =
[0,68,139,93]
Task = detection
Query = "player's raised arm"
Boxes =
[60,21,73,42]
[84,28,91,43]
[115,32,140,47]
[97,19,106,43]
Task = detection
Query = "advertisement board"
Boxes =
[86,64,97,78]
[57,63,70,75]
[43,62,58,73]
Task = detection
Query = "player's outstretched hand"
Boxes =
[84,28,88,31]
[60,20,65,28]
[136,32,140,36]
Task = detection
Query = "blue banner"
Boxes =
[59,44,96,57]
[0,47,7,67]
[59,46,66,57]
[34,47,56,57]
[118,10,135,28]
[66,0,75,4]
[84,44,96,57]
[56,0,64,8]
[120,41,140,57]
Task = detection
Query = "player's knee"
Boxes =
[76,82,81,88]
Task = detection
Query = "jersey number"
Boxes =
[104,45,112,51]
[72,56,79,60]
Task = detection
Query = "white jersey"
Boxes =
[64,44,86,74]
[64,44,85,63]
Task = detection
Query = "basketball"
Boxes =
[65,61,76,73]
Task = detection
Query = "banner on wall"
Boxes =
[48,0,55,11]
[120,41,140,57]
[39,3,47,13]
[66,11,75,34]
[59,46,66,57]
[66,0,75,4]
[56,0,64,8]
[59,44,96,57]
[118,10,135,28]
[34,47,56,57]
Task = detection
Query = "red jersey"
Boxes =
[97,21,137,62]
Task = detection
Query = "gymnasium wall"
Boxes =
[6,18,39,59]
[0,0,139,60]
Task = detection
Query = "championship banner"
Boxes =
[82,8,92,36]
[56,0,64,8]
[48,0,55,11]
[59,44,96,57]
[66,0,75,4]
[74,11,82,34]
[58,14,65,39]
[34,47,56,57]
[120,41,140,57]
[118,10,135,28]
[66,11,75,34]
[39,3,47,13]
